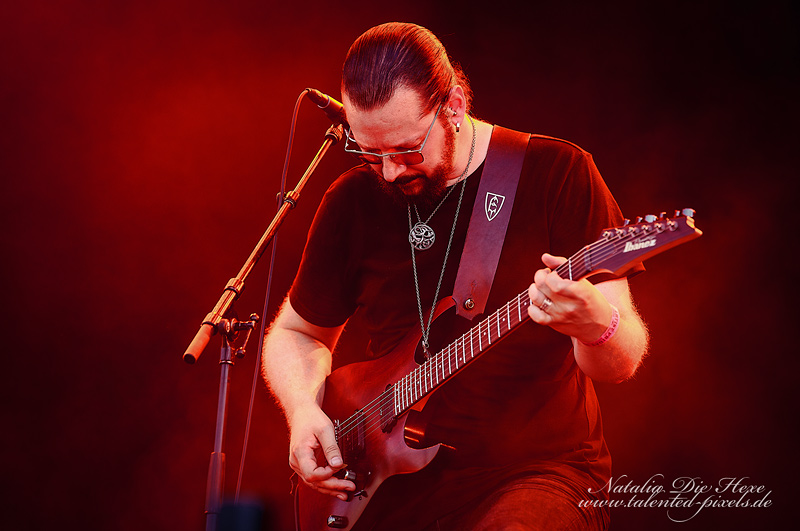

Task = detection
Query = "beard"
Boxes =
[376,121,456,211]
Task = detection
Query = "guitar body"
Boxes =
[295,299,457,531]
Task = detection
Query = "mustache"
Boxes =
[392,172,424,187]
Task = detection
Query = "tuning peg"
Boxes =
[658,212,667,219]
[635,216,643,224]
[623,218,630,226]
[644,214,657,223]
[681,208,696,218]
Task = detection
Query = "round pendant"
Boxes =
[409,222,435,251]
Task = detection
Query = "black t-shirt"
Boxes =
[289,131,636,526]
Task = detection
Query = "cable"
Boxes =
[235,89,312,501]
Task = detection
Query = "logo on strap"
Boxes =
[485,192,505,222]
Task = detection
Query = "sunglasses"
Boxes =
[343,103,443,166]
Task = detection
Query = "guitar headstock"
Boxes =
[586,208,703,277]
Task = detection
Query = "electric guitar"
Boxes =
[295,209,702,530]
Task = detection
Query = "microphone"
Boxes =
[306,88,347,126]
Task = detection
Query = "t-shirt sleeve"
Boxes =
[288,175,360,327]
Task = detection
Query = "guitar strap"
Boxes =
[453,125,530,320]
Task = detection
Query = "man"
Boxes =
[263,22,649,530]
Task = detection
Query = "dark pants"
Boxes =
[422,474,609,531]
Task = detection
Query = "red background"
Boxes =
[2,1,796,529]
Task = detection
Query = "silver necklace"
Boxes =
[408,115,476,354]
[407,115,478,251]
[408,187,456,251]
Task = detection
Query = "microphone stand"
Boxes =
[184,123,344,531]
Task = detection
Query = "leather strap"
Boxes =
[453,126,530,320]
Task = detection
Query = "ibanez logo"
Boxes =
[624,237,657,253]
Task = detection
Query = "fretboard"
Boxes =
[392,290,530,415]
[391,241,607,416]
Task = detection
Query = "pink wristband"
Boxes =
[582,305,620,347]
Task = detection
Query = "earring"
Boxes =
[455,122,461,133]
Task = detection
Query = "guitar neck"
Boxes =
[345,210,700,432]
[393,290,531,416]
[391,235,619,415]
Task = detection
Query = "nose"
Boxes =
[380,157,407,183]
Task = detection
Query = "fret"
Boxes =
[400,376,405,412]
[448,344,452,375]
[425,359,430,393]
[398,375,404,411]
[440,347,445,382]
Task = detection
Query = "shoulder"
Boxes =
[325,164,378,198]
[489,125,594,172]
[527,133,591,158]
[316,164,385,217]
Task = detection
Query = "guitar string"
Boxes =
[333,239,626,440]
[336,222,683,446]
[334,288,536,441]
[342,292,535,447]
[328,229,638,435]
[332,236,630,439]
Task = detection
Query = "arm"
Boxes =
[527,253,649,383]
[261,297,355,499]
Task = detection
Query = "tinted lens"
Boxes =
[353,153,381,165]
[393,152,424,166]
[351,151,425,166]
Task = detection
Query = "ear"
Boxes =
[446,86,468,127]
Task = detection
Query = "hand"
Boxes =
[287,404,356,500]
[527,253,612,343]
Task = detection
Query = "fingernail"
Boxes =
[330,456,343,467]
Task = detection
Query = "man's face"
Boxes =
[343,87,455,206]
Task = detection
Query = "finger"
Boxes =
[527,299,552,323]
[542,253,567,269]
[305,474,357,493]
[290,446,336,483]
[528,283,547,308]
[306,482,355,500]
[533,267,551,292]
[527,284,553,323]
[316,424,345,470]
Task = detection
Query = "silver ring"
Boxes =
[539,297,553,312]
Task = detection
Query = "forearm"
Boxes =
[528,257,650,384]
[572,303,649,383]
[263,329,330,417]
[261,299,343,426]
[261,299,352,494]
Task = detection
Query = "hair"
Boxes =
[342,22,473,115]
